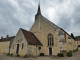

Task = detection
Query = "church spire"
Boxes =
[35,1,41,21]
[37,1,41,14]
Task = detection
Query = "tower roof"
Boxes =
[37,2,41,14]
[35,2,41,20]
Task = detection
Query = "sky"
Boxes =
[0,0,80,38]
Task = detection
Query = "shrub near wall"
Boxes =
[16,54,19,57]
[40,53,44,56]
[24,54,27,58]
[73,49,78,53]
[7,53,10,55]
[67,52,72,57]
[57,53,63,57]
[10,53,13,56]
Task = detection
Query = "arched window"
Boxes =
[47,33,54,46]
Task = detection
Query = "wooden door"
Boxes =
[16,44,19,54]
[49,48,52,55]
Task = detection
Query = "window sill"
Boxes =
[47,46,54,47]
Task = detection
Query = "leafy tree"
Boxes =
[71,33,75,40]
[75,36,80,39]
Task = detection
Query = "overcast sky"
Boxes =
[0,0,80,38]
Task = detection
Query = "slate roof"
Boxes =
[0,36,15,42]
[21,28,43,45]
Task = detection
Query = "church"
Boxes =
[0,3,77,57]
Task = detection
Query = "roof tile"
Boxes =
[21,28,42,45]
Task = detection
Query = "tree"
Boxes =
[71,33,75,40]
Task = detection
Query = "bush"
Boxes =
[16,54,19,57]
[24,54,27,58]
[73,49,78,53]
[7,53,10,55]
[40,53,44,56]
[57,53,63,57]
[67,52,72,57]
[10,53,13,56]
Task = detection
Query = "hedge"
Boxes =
[67,52,72,57]
[57,53,63,57]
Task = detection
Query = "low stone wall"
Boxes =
[60,50,67,56]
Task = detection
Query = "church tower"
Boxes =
[35,2,41,21]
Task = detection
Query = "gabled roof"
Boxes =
[41,15,75,40]
[0,36,15,42]
[20,28,42,45]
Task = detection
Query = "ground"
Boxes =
[0,51,80,60]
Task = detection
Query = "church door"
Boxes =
[16,44,19,54]
[49,47,52,55]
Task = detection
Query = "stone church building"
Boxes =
[10,4,77,56]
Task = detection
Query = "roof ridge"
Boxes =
[0,36,15,40]
[20,28,33,34]
[40,15,74,40]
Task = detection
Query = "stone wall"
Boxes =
[10,29,28,56]
[0,41,10,53]
[30,14,76,56]
[30,15,60,55]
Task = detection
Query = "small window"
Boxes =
[68,37,71,39]
[78,45,80,47]
[13,44,14,49]
[22,43,24,49]
[18,40,19,42]
[77,41,78,44]
[79,41,80,43]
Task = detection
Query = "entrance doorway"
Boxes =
[49,47,52,55]
[16,44,19,54]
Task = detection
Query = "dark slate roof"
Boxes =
[75,37,80,41]
[20,28,43,45]
[0,36,15,42]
